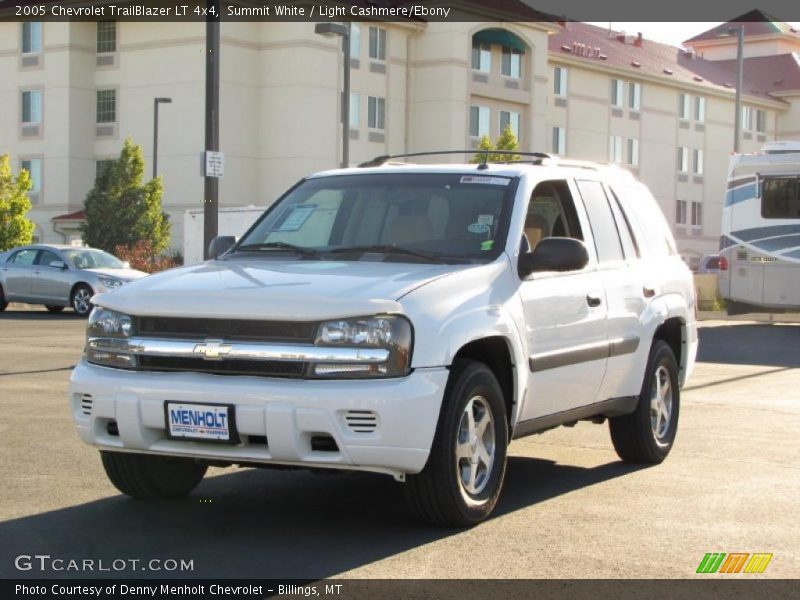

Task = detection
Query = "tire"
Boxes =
[609,340,680,463]
[70,284,94,317]
[45,305,64,313]
[405,359,508,527]
[0,284,7,312]
[101,451,207,499]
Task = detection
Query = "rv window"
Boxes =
[761,176,800,219]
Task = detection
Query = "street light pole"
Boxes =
[153,97,172,179]
[314,22,351,168]
[203,1,220,260]
[732,26,744,153]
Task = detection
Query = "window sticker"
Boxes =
[460,176,511,186]
[481,240,494,251]
[477,214,494,226]
[468,222,491,234]
[276,204,315,231]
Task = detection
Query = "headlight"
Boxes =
[98,276,123,290]
[86,308,136,369]
[313,315,412,378]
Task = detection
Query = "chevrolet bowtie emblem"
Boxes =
[193,339,233,360]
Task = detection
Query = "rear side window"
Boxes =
[611,183,676,258]
[10,249,38,266]
[761,176,800,219]
[576,180,624,263]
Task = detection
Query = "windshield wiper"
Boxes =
[328,245,448,263]
[234,242,320,258]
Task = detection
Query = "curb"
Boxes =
[698,311,800,324]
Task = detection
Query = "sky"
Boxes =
[588,22,800,48]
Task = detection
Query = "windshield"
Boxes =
[64,248,124,270]
[235,173,517,263]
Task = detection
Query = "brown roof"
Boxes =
[52,210,85,221]
[549,21,787,103]
[712,53,800,94]
[685,10,800,44]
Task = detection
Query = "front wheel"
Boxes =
[609,340,680,463]
[101,451,207,499]
[405,359,508,527]
[70,284,93,317]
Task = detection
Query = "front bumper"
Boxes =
[69,360,448,478]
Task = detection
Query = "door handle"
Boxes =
[586,293,603,307]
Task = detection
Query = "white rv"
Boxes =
[719,141,800,314]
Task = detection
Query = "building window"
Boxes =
[756,109,767,133]
[469,106,490,137]
[628,82,641,111]
[611,79,623,107]
[676,199,687,225]
[349,92,360,128]
[96,21,116,54]
[368,27,386,61]
[367,96,385,130]
[22,22,42,54]
[501,47,521,78]
[471,42,491,72]
[677,147,689,173]
[691,201,702,227]
[21,90,42,124]
[350,23,360,56]
[21,158,42,197]
[551,126,565,155]
[499,110,520,140]
[627,138,640,166]
[742,106,753,131]
[679,93,690,120]
[694,96,706,122]
[609,135,623,164]
[96,89,116,124]
[692,148,704,175]
[553,66,568,97]
[95,159,114,181]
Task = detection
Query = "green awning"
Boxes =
[473,29,527,53]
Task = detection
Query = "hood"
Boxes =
[94,258,469,320]
[85,267,148,281]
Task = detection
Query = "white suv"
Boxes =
[70,152,697,526]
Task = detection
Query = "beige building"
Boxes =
[2,9,799,266]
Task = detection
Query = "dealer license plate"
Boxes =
[164,402,238,444]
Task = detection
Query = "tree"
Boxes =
[470,125,520,164]
[470,135,494,164]
[494,124,521,162]
[0,154,35,251]
[82,138,171,254]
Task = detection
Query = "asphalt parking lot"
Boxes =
[0,307,798,579]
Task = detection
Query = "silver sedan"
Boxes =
[0,244,147,316]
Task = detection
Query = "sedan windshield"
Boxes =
[64,248,124,270]
[235,173,516,263]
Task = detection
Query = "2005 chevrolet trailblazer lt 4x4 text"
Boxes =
[70,151,697,526]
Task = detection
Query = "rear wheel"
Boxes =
[70,284,93,317]
[45,305,64,313]
[101,451,207,499]
[609,340,680,463]
[405,359,508,527]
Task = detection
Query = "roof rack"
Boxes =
[358,150,551,169]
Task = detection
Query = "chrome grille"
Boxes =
[137,356,306,378]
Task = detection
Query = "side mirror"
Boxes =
[51,260,67,270]
[208,236,236,260]
[518,237,589,278]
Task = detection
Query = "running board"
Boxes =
[511,396,638,440]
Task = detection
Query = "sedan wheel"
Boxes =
[71,285,94,317]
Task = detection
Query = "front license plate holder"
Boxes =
[164,401,239,445]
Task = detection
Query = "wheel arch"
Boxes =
[452,336,517,433]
